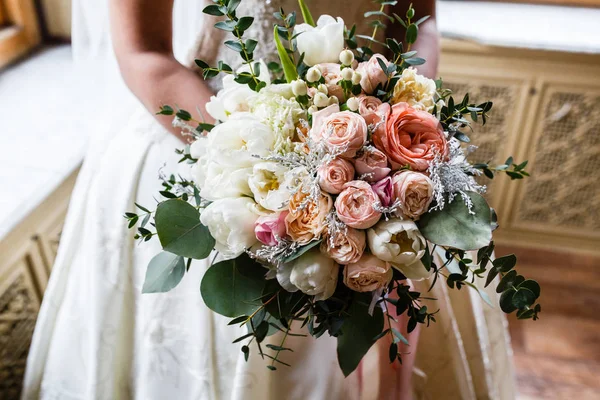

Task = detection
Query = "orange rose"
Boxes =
[373,102,447,171]
[285,190,333,245]
[335,180,382,229]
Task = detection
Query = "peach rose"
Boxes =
[285,189,333,245]
[354,147,391,182]
[312,111,368,158]
[318,157,355,194]
[321,227,366,265]
[335,180,382,229]
[318,63,345,101]
[357,95,383,125]
[392,171,434,219]
[373,102,447,171]
[356,54,390,94]
[343,253,393,292]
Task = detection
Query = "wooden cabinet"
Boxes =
[440,39,600,254]
[0,168,77,399]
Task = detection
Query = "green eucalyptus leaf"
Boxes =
[337,293,385,377]
[406,23,418,44]
[517,280,541,299]
[499,290,517,313]
[496,270,525,293]
[282,240,322,263]
[417,192,492,251]
[200,254,266,318]
[512,288,536,309]
[142,252,185,293]
[493,254,517,273]
[155,199,215,260]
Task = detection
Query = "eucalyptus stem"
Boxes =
[368,3,386,49]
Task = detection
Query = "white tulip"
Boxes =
[294,15,345,66]
[280,249,339,301]
[367,219,431,280]
[306,66,322,83]
[248,162,294,211]
[341,67,354,81]
[314,92,330,108]
[200,197,260,259]
[339,49,355,66]
[346,97,359,112]
[291,79,308,97]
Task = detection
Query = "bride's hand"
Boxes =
[110,0,215,141]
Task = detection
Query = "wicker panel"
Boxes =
[443,79,520,198]
[516,89,600,232]
[0,266,39,400]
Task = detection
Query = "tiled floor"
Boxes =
[497,245,600,400]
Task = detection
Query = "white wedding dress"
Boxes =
[22,1,517,399]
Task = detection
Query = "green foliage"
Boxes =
[200,254,266,317]
[142,252,186,293]
[417,192,493,251]
[337,293,384,376]
[155,199,215,260]
[474,157,530,180]
[274,25,298,83]
[297,0,315,26]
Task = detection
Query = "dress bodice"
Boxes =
[190,0,385,90]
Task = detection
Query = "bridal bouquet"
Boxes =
[126,0,541,375]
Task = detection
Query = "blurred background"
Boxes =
[0,0,599,399]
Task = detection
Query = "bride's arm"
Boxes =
[389,0,439,79]
[110,0,214,140]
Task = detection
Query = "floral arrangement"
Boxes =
[126,0,541,375]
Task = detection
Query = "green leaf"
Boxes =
[496,270,525,293]
[389,342,398,363]
[406,24,418,44]
[512,288,536,309]
[493,254,517,273]
[414,15,431,26]
[517,280,541,299]
[215,20,236,32]
[404,57,425,66]
[236,16,254,31]
[224,40,243,52]
[274,26,298,83]
[200,254,266,318]
[417,192,493,251]
[246,39,258,53]
[337,293,384,377]
[142,252,185,293]
[202,5,224,16]
[499,290,517,313]
[282,240,322,263]
[155,199,215,260]
[297,0,315,26]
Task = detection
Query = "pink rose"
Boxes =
[311,104,340,139]
[321,227,366,265]
[335,180,382,229]
[354,147,391,182]
[373,102,448,171]
[392,171,434,219]
[356,54,390,94]
[357,95,382,125]
[312,111,368,158]
[371,176,394,208]
[318,157,355,194]
[255,212,288,246]
[344,253,393,292]
[318,63,345,101]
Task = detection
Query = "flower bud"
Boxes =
[291,79,308,97]
[308,105,319,114]
[351,71,362,86]
[328,96,340,106]
[339,49,355,66]
[346,97,359,112]
[317,84,328,94]
[306,66,322,83]
[341,67,354,81]
[314,92,330,108]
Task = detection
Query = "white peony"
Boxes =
[204,114,276,168]
[277,249,339,301]
[294,15,345,66]
[195,161,253,201]
[200,197,260,259]
[248,162,294,211]
[205,60,271,121]
[367,219,431,280]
